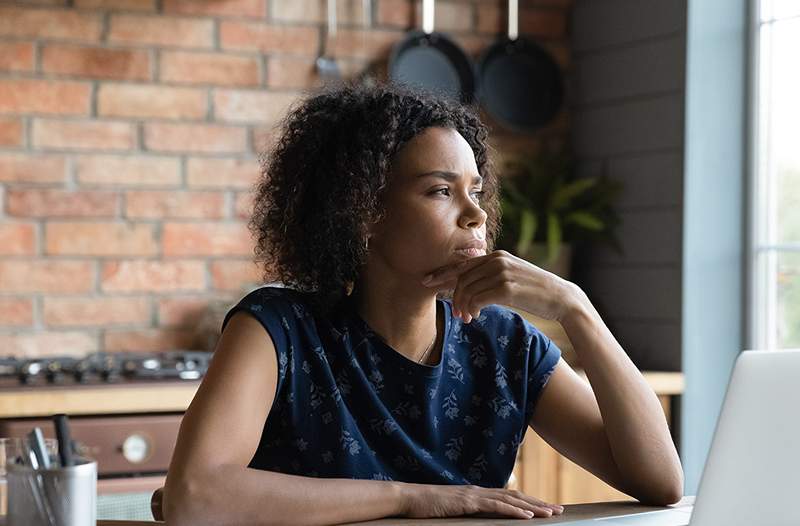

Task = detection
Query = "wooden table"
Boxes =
[92,496,694,525]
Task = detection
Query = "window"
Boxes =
[752,0,800,348]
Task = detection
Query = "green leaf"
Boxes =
[564,211,605,231]
[547,212,561,262]
[516,209,537,255]
[500,176,532,208]
[550,177,598,210]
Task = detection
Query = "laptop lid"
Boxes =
[690,349,800,526]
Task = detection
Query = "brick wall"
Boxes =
[0,0,572,357]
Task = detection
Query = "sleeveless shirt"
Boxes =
[221,285,561,487]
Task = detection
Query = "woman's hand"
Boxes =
[422,250,586,324]
[399,482,564,520]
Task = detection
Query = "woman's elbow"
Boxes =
[164,474,213,526]
[637,468,685,506]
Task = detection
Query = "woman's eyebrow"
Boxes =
[416,171,483,185]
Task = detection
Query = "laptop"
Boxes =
[558,349,800,526]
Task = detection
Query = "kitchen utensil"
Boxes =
[315,0,341,81]
[477,0,564,132]
[7,458,96,526]
[388,0,477,103]
[53,415,74,468]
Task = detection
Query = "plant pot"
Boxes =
[520,242,573,279]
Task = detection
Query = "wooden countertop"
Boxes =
[0,381,201,418]
[87,496,695,525]
[0,367,682,419]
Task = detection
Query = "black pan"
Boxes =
[388,0,476,104]
[477,0,563,132]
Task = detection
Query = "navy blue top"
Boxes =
[221,285,561,487]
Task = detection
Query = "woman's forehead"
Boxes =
[393,127,478,177]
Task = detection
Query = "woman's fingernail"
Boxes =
[422,274,433,284]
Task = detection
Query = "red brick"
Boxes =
[103,327,199,352]
[108,14,214,48]
[41,44,151,81]
[97,83,207,120]
[0,260,94,293]
[0,331,96,358]
[157,296,211,326]
[451,34,495,57]
[6,189,119,218]
[159,50,260,87]
[0,42,34,72]
[265,55,365,90]
[74,0,157,10]
[265,55,317,89]
[125,190,226,219]
[101,260,206,292]
[326,29,402,61]
[219,20,318,55]
[143,122,248,154]
[521,0,573,8]
[210,259,262,291]
[272,0,368,25]
[75,155,181,187]
[252,126,276,152]
[163,222,253,256]
[519,8,567,39]
[411,1,473,32]
[164,0,267,19]
[32,119,136,151]
[376,0,412,27]
[0,117,23,147]
[476,3,502,34]
[0,79,91,115]
[0,223,36,255]
[0,298,34,327]
[233,191,254,219]
[213,89,297,124]
[43,296,151,327]
[186,157,260,189]
[0,6,102,41]
[0,153,66,184]
[45,221,157,256]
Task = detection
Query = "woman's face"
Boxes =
[368,126,488,281]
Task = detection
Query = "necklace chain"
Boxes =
[417,330,437,364]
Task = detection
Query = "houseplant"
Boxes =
[495,150,624,278]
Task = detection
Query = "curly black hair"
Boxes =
[249,81,502,314]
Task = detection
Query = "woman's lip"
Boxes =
[454,247,484,257]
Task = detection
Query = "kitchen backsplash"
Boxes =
[0,0,571,357]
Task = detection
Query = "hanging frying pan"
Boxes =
[477,0,563,132]
[388,0,476,104]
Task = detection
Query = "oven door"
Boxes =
[0,413,182,520]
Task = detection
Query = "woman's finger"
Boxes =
[474,497,534,519]
[451,266,502,320]
[498,494,557,517]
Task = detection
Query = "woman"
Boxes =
[164,82,683,525]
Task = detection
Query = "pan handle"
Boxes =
[508,0,518,41]
[423,0,434,35]
[327,0,337,38]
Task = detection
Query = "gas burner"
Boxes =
[0,351,213,386]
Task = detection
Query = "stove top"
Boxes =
[0,350,213,387]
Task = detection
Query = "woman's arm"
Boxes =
[164,312,406,526]
[529,285,684,505]
[422,250,684,505]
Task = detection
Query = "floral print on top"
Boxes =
[221,285,561,487]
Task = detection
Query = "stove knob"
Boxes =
[121,433,151,464]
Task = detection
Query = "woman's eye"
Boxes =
[432,188,484,199]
